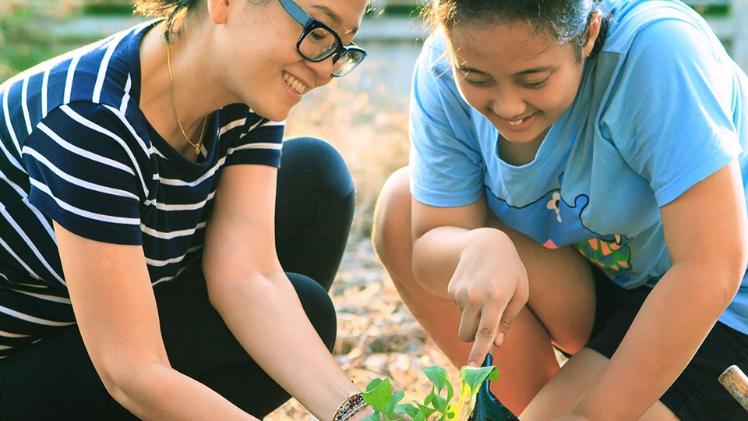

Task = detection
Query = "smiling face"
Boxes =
[445,18,598,146]
[209,0,367,121]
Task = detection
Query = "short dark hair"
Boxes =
[133,0,201,39]
[426,0,611,58]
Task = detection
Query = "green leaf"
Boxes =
[417,403,437,418]
[366,378,383,392]
[460,365,498,390]
[396,403,419,417]
[362,378,394,414]
[387,390,405,417]
[423,389,436,406]
[445,379,454,402]
[431,394,448,413]
[423,365,449,391]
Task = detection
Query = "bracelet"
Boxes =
[333,392,368,421]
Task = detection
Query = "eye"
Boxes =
[520,78,549,89]
[310,32,325,41]
[460,71,492,87]
[465,78,491,87]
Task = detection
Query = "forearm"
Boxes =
[412,226,510,298]
[210,271,359,420]
[114,363,254,420]
[575,262,740,420]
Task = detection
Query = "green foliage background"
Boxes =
[0,0,87,82]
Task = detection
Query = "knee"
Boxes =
[281,137,354,201]
[371,167,412,277]
[287,272,337,351]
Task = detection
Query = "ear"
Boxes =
[207,0,231,24]
[582,11,602,58]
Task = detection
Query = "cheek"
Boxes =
[454,81,490,109]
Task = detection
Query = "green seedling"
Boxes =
[361,363,498,421]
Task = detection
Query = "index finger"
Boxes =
[466,303,503,367]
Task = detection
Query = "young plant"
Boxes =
[361,363,498,421]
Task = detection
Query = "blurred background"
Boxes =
[1,1,747,419]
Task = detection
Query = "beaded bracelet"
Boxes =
[333,393,368,421]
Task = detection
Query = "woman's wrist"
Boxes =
[332,392,370,421]
[349,405,375,420]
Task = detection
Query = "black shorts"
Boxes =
[586,266,748,420]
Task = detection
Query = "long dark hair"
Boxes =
[426,0,611,58]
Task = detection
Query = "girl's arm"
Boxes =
[56,223,255,420]
[573,161,748,420]
[201,164,368,420]
[411,196,529,366]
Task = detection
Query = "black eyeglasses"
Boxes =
[278,0,367,77]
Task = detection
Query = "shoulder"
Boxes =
[602,0,720,57]
[415,30,456,92]
[412,30,474,121]
[33,101,155,168]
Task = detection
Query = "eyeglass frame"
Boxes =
[278,0,367,76]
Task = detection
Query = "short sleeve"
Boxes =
[602,19,742,206]
[22,102,149,244]
[224,110,284,168]
[409,32,485,207]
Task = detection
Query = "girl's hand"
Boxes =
[447,228,529,366]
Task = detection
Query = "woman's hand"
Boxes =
[447,228,529,366]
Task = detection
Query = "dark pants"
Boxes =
[0,137,355,419]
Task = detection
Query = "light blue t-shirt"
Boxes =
[410,0,748,333]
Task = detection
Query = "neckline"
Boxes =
[127,20,220,174]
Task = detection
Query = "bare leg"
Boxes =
[372,168,597,413]
[521,349,679,420]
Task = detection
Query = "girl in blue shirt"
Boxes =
[0,0,374,419]
[373,0,748,419]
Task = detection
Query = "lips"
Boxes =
[498,112,536,131]
[507,117,527,126]
[282,71,311,95]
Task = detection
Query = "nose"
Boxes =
[490,86,527,120]
[305,57,336,84]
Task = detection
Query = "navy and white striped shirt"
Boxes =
[0,21,284,357]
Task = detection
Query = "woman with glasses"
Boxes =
[373,0,748,419]
[0,0,371,419]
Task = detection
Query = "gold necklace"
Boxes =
[165,40,207,156]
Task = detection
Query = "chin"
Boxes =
[249,103,292,122]
[499,132,540,144]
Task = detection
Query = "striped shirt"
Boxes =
[0,21,284,357]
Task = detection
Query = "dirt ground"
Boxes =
[265,237,460,420]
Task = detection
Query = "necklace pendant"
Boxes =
[193,143,201,156]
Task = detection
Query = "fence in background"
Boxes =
[372,0,748,70]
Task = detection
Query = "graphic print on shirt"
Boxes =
[489,177,633,274]
[575,234,633,273]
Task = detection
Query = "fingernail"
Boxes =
[496,333,505,346]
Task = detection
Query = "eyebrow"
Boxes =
[513,65,557,76]
[311,5,359,35]
[457,64,557,77]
